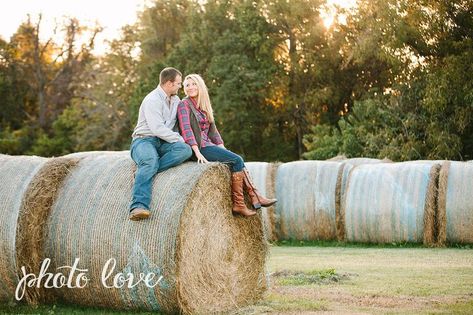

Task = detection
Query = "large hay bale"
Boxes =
[0,155,47,302]
[442,161,473,244]
[275,161,343,240]
[344,162,440,244]
[245,162,278,241]
[39,153,266,314]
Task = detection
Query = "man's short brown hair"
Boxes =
[159,67,182,85]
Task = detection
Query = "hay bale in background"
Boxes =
[245,162,279,241]
[42,153,267,314]
[275,161,343,241]
[344,162,440,244]
[442,161,473,244]
[15,157,79,304]
[0,155,47,302]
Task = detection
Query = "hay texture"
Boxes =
[344,162,440,244]
[41,152,267,314]
[335,163,354,241]
[274,161,343,240]
[245,162,278,241]
[0,155,47,302]
[442,161,473,244]
[15,157,79,304]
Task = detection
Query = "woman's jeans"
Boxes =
[130,137,192,211]
[200,145,245,172]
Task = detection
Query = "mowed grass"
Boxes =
[241,245,473,314]
[1,245,472,314]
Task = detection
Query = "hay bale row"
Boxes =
[271,158,473,245]
[0,155,47,302]
[0,152,267,313]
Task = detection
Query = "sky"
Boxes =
[0,0,357,55]
[0,0,146,54]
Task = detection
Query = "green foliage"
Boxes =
[1,0,473,161]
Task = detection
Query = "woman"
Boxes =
[177,74,276,217]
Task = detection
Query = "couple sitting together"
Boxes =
[128,67,276,221]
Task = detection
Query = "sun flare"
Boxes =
[321,0,357,28]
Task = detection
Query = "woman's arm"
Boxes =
[177,101,208,163]
[209,123,225,148]
[177,101,198,147]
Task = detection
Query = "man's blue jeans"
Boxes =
[129,137,192,211]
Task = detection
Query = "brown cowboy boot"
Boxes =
[231,171,257,217]
[242,168,277,209]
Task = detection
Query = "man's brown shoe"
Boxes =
[129,208,151,221]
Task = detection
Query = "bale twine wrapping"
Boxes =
[15,157,79,304]
[275,161,343,240]
[245,162,278,241]
[344,162,440,244]
[442,161,473,244]
[0,155,47,302]
[42,153,267,314]
[335,162,354,241]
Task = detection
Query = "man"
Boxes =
[129,67,192,221]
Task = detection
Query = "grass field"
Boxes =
[1,244,472,314]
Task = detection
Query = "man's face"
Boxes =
[169,75,182,96]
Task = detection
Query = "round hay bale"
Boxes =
[0,155,47,302]
[344,162,440,244]
[245,162,279,241]
[275,161,343,240]
[41,153,267,314]
[443,161,473,244]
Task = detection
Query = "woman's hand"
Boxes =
[192,145,208,164]
[195,151,208,164]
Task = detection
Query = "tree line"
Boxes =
[1,0,472,162]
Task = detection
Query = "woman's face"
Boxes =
[184,78,199,98]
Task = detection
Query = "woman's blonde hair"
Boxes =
[184,74,214,123]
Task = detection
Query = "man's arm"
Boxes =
[143,99,183,143]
